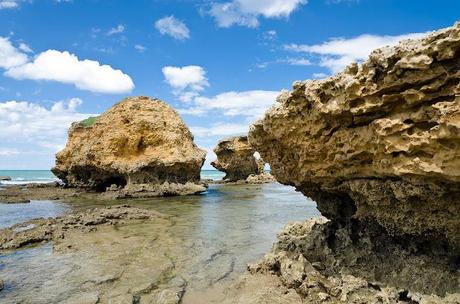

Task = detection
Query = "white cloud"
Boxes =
[0,0,19,9]
[155,16,190,40]
[0,148,20,156]
[107,24,125,36]
[285,32,427,73]
[134,44,146,52]
[18,42,33,53]
[0,37,28,69]
[284,57,311,66]
[5,49,134,94]
[209,0,307,28]
[162,65,209,102]
[191,123,248,137]
[0,98,95,152]
[312,72,328,79]
[179,90,279,119]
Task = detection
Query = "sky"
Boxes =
[0,0,459,169]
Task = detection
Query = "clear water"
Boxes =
[0,183,320,303]
[0,170,226,186]
[0,201,70,229]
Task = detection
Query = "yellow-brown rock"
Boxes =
[53,96,207,197]
[211,136,263,182]
[248,23,460,302]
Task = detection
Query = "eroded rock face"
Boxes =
[211,136,263,181]
[248,23,460,301]
[52,96,207,197]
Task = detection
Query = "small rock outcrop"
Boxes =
[0,205,166,250]
[211,136,264,182]
[52,96,207,197]
[0,176,11,181]
[248,23,460,302]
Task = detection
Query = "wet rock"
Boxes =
[0,205,166,250]
[245,172,276,184]
[248,22,460,302]
[0,278,4,291]
[52,96,207,197]
[0,176,11,181]
[211,136,264,182]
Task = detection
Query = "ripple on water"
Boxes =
[0,183,319,303]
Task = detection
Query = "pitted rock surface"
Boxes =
[248,22,460,303]
[52,96,207,197]
[211,136,264,182]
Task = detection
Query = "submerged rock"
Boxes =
[211,136,265,182]
[248,23,460,302]
[0,205,166,251]
[52,96,207,197]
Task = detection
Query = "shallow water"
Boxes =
[0,183,319,303]
[0,170,226,186]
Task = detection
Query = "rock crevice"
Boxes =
[248,22,460,302]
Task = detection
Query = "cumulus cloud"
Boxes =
[162,65,209,102]
[106,24,125,36]
[155,16,190,40]
[191,123,249,137]
[210,0,307,28]
[0,37,28,69]
[0,0,19,9]
[179,90,279,119]
[18,42,33,53]
[4,49,134,94]
[285,32,427,73]
[134,44,146,52]
[0,98,94,152]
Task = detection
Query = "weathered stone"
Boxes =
[211,136,264,182]
[248,22,460,302]
[249,22,460,248]
[0,205,167,250]
[52,96,207,197]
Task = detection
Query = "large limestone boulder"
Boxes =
[53,96,207,197]
[248,23,460,301]
[211,136,263,182]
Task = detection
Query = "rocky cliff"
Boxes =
[247,23,460,302]
[53,96,207,197]
[211,136,264,181]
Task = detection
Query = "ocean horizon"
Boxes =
[0,169,226,185]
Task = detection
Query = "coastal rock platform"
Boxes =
[246,22,460,303]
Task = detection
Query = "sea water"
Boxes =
[0,174,319,303]
[0,170,225,186]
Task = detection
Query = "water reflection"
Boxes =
[0,183,319,303]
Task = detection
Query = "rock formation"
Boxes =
[52,96,207,197]
[211,136,265,181]
[0,205,166,250]
[248,23,460,302]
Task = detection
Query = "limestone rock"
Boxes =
[248,23,460,302]
[52,96,207,197]
[211,136,264,181]
[249,22,460,248]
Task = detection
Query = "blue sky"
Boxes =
[0,0,459,169]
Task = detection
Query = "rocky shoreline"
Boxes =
[0,174,278,204]
[240,22,460,303]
